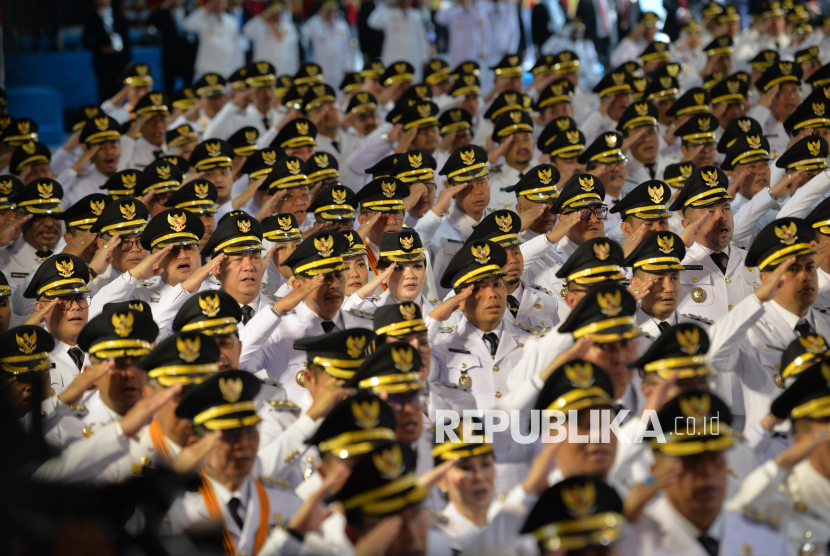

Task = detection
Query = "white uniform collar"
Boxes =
[657,494,723,541]
[767,299,815,331]
[207,474,251,512]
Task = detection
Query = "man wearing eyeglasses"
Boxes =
[21,254,91,394]
[87,198,150,292]
[578,131,627,237]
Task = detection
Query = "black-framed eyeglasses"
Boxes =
[566,206,608,220]
[384,391,422,411]
[55,294,91,309]
[117,236,144,252]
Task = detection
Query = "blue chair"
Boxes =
[7,87,65,147]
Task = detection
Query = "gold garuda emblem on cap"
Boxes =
[593,242,610,261]
[666,64,679,77]
[737,119,752,133]
[90,199,105,215]
[727,80,740,93]
[0,115,11,128]
[168,212,187,232]
[262,150,277,165]
[471,243,490,264]
[808,141,822,156]
[400,303,417,321]
[579,176,594,191]
[85,106,99,118]
[257,61,271,75]
[150,92,163,105]
[176,125,190,136]
[460,149,476,166]
[648,185,663,204]
[56,258,74,278]
[765,51,777,62]
[680,394,711,421]
[657,234,674,254]
[415,84,428,97]
[399,235,415,250]
[747,135,761,149]
[112,312,134,338]
[206,73,218,84]
[343,231,356,246]
[121,202,136,220]
[136,64,149,76]
[356,92,369,104]
[381,181,396,197]
[194,182,209,199]
[799,335,826,354]
[206,142,222,157]
[566,130,580,144]
[509,111,522,123]
[313,153,329,168]
[277,216,293,231]
[780,62,792,75]
[449,109,462,122]
[306,64,319,76]
[94,116,109,131]
[556,118,571,131]
[775,221,798,245]
[199,293,221,317]
[244,129,257,143]
[394,62,408,74]
[430,59,443,70]
[551,83,564,95]
[327,189,346,205]
[504,93,517,105]
[611,72,626,85]
[156,165,172,180]
[699,117,711,131]
[660,76,672,88]
[177,335,201,363]
[391,346,414,372]
[605,134,617,147]
[635,103,649,116]
[346,335,366,359]
[297,122,309,135]
[496,213,512,232]
[0,180,12,195]
[373,443,405,479]
[415,103,431,117]
[286,159,301,175]
[37,181,53,199]
[353,398,380,428]
[702,170,719,187]
[462,62,476,73]
[16,331,37,354]
[562,481,597,518]
[677,326,700,354]
[122,173,137,187]
[559,52,572,62]
[314,235,334,257]
[128,302,143,311]
[17,120,30,134]
[694,92,705,105]
[313,84,326,97]
[634,78,647,92]
[408,152,422,168]
[219,376,243,403]
[539,167,553,184]
[564,362,594,388]
[21,142,35,155]
[680,165,693,178]
[598,290,622,317]
[814,103,825,116]
[237,218,252,233]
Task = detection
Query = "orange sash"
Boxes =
[363,240,388,292]
[199,473,271,556]
[148,419,173,464]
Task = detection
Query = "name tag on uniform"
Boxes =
[447,239,464,244]
[150,297,160,303]
[682,265,703,271]
[448,348,471,354]
[11,272,29,278]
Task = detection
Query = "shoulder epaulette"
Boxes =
[433,381,470,391]
[259,476,291,489]
[430,299,439,303]
[513,321,548,335]
[731,243,750,251]
[433,513,449,526]
[529,283,554,296]
[490,165,503,173]
[639,330,656,341]
[346,308,374,319]
[682,313,714,325]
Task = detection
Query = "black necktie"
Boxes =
[68,347,84,371]
[610,198,619,205]
[517,172,524,179]
[262,116,271,130]
[240,305,253,324]
[482,332,499,357]
[227,497,245,529]
[506,295,519,318]
[795,319,817,337]
[35,250,53,258]
[645,162,656,179]
[657,320,671,334]
[331,140,340,153]
[321,321,336,333]
[152,149,164,159]
[697,534,719,556]
[710,251,728,274]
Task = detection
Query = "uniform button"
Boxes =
[307,456,314,463]
[692,278,697,283]
[497,493,506,501]
[534,304,542,309]
[725,278,730,284]
[460,363,466,369]
[493,365,500,371]
[541,321,546,326]
[41,411,48,419]
[748,267,755,273]
[50,387,55,396]
[495,391,502,398]
[728,305,733,311]
[753,282,758,286]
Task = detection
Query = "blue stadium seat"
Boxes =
[7,87,65,147]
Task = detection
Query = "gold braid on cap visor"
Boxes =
[294,256,348,276]
[0,352,51,373]
[545,386,615,412]
[758,243,814,270]
[572,317,640,342]
[790,395,830,419]
[358,372,424,393]
[343,473,428,515]
[650,425,734,456]
[534,512,623,552]
[642,355,715,379]
[633,256,685,271]
[318,428,397,457]
[312,356,365,379]
[432,441,493,460]
[193,401,261,429]
[375,319,428,336]
[566,265,626,285]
